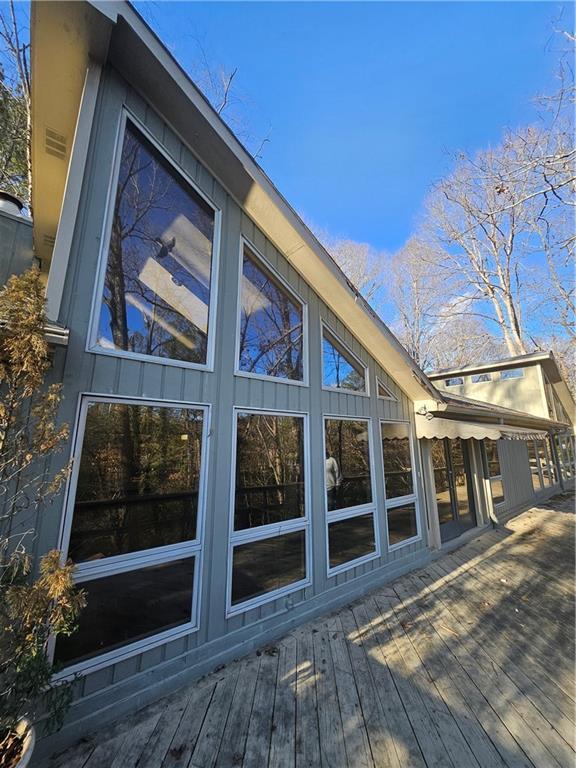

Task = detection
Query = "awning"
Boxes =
[416,416,549,442]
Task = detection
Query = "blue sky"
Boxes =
[135,1,572,254]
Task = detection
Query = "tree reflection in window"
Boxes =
[234,413,305,530]
[97,122,215,363]
[322,330,365,392]
[238,247,304,380]
[324,419,372,511]
[69,402,204,561]
[381,422,414,499]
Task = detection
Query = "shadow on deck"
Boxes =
[38,492,575,768]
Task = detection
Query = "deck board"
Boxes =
[39,493,576,768]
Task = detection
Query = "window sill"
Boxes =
[86,344,215,373]
[327,548,380,578]
[233,369,309,387]
[226,576,310,618]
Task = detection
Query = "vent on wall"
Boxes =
[43,233,56,249]
[45,128,67,160]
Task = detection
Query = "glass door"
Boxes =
[431,437,477,542]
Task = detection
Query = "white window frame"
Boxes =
[234,236,309,387]
[376,376,397,401]
[321,321,369,397]
[53,393,211,678]
[86,108,222,372]
[483,439,505,508]
[323,414,380,576]
[379,419,422,552]
[226,407,311,616]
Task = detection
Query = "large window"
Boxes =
[229,410,308,611]
[538,440,553,487]
[93,119,218,367]
[55,398,208,669]
[527,437,557,492]
[555,433,574,480]
[237,244,305,382]
[483,439,505,506]
[381,422,419,547]
[324,417,377,572]
[527,440,543,491]
[322,326,366,393]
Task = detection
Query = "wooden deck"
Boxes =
[40,493,575,768]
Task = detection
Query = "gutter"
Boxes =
[0,319,69,347]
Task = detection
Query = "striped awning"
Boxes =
[415,416,548,442]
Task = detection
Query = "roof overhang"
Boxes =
[416,418,549,441]
[30,1,112,272]
[428,351,576,427]
[415,393,569,441]
[428,351,560,381]
[30,0,439,402]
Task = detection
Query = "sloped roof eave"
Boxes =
[31,0,440,404]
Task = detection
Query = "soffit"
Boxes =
[30,1,112,273]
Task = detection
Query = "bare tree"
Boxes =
[387,237,505,371]
[311,225,385,303]
[386,237,443,369]
[0,0,31,204]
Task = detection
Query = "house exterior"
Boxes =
[0,0,571,755]
[429,354,576,498]
[429,352,575,426]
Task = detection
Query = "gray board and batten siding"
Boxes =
[0,207,34,286]
[33,66,430,747]
[495,439,568,521]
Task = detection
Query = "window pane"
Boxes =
[500,368,523,380]
[235,413,305,531]
[239,248,303,380]
[322,331,365,392]
[490,477,505,506]
[55,558,195,666]
[527,441,543,490]
[445,377,463,386]
[69,402,203,562]
[381,422,414,499]
[484,439,502,479]
[377,380,394,399]
[537,441,552,487]
[231,531,306,605]
[545,436,557,483]
[325,419,372,511]
[387,504,418,545]
[471,373,491,383]
[431,439,453,524]
[328,514,376,568]
[97,122,215,364]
